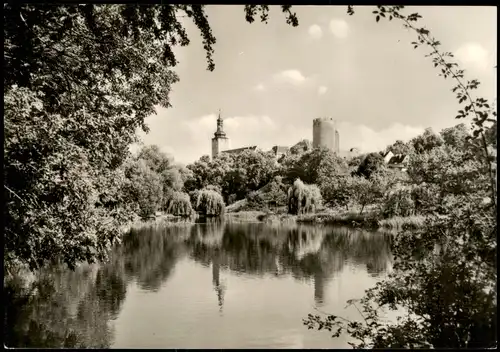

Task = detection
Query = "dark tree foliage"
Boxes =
[304,5,497,349]
[3,4,299,272]
[355,152,386,179]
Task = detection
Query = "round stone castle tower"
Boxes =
[312,117,339,154]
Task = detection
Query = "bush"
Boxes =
[246,191,267,210]
[227,193,238,205]
[166,191,193,217]
[382,189,415,218]
[320,175,355,211]
[266,176,288,207]
[287,179,323,215]
[194,188,225,217]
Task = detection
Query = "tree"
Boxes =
[287,179,323,215]
[356,152,386,179]
[410,127,444,154]
[439,123,471,149]
[350,175,386,215]
[320,175,356,211]
[382,188,415,218]
[123,159,163,220]
[166,191,193,217]
[285,147,348,185]
[4,87,136,272]
[4,4,299,271]
[194,188,225,217]
[229,149,278,198]
[136,145,173,175]
[304,5,496,349]
[385,139,414,155]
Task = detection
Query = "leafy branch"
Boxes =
[348,5,496,211]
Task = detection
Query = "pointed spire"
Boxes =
[214,108,226,137]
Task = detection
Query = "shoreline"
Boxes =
[125,210,426,232]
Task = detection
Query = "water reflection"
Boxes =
[5,222,392,348]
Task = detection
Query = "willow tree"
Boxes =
[287,179,323,215]
[166,191,193,217]
[195,188,225,217]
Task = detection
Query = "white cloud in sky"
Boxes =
[254,83,266,91]
[135,107,426,165]
[308,24,323,40]
[337,122,425,153]
[455,42,492,71]
[329,19,349,39]
[273,69,307,85]
[318,86,328,95]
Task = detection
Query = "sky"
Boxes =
[132,5,497,165]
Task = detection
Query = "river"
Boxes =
[4,221,394,348]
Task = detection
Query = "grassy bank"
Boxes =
[232,208,426,230]
[298,211,425,230]
[225,211,266,222]
[122,209,426,232]
[122,213,195,233]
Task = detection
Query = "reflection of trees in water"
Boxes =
[5,223,392,347]
[4,225,191,348]
[320,227,393,277]
[187,223,392,307]
[121,226,188,291]
[4,262,123,348]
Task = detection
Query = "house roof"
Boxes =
[222,146,257,154]
[388,154,409,165]
[271,146,289,153]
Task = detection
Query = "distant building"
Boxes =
[383,151,410,172]
[211,110,231,159]
[313,117,339,153]
[209,111,356,162]
[270,146,289,159]
[222,146,258,155]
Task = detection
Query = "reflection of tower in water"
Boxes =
[313,272,325,306]
[212,256,226,312]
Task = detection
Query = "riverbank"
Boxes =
[227,209,426,230]
[121,214,195,233]
[122,208,426,233]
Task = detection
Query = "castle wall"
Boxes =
[313,117,338,152]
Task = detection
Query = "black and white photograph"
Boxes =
[4,4,497,349]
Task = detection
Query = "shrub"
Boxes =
[246,191,267,210]
[287,179,323,215]
[227,193,238,205]
[382,189,415,218]
[166,191,193,217]
[194,188,225,217]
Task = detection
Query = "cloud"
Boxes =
[308,24,323,40]
[336,122,425,152]
[329,19,349,39]
[455,42,492,71]
[254,83,266,91]
[318,86,328,95]
[273,69,307,85]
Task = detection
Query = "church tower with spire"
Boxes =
[211,109,231,159]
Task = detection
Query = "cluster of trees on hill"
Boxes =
[178,122,496,221]
[303,5,497,349]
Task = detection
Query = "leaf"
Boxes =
[376,15,380,22]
